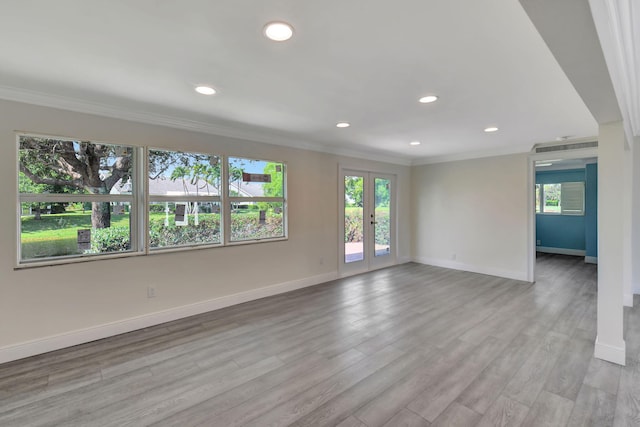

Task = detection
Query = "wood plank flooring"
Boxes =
[1,253,638,426]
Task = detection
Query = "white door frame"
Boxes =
[339,168,397,277]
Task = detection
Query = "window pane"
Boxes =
[543,183,561,213]
[344,175,364,263]
[149,149,221,196]
[374,178,391,257]
[149,201,221,249]
[230,202,284,242]
[535,184,541,213]
[228,157,284,197]
[20,201,131,261]
[19,136,133,195]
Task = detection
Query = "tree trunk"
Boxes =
[91,202,111,228]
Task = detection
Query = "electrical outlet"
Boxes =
[147,286,156,298]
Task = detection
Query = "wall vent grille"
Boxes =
[535,141,598,153]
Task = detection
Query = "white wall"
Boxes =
[411,153,530,281]
[0,99,411,362]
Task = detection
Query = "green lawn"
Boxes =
[21,211,130,259]
[22,207,285,259]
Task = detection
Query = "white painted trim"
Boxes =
[413,257,529,282]
[536,246,586,256]
[624,293,634,307]
[594,336,626,366]
[0,85,412,166]
[589,0,640,141]
[527,156,536,283]
[397,256,412,264]
[585,256,598,264]
[0,271,338,365]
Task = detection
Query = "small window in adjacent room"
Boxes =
[148,149,222,250]
[227,157,286,242]
[537,181,584,216]
[18,135,137,263]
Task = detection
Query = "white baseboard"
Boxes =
[584,256,598,264]
[536,246,586,256]
[397,256,412,264]
[412,256,528,282]
[594,336,626,366]
[0,271,338,365]
[624,293,634,308]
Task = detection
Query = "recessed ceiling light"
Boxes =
[484,126,499,133]
[419,95,438,104]
[336,122,350,128]
[264,22,294,41]
[195,86,216,95]
[409,141,421,146]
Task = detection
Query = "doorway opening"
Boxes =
[528,146,598,282]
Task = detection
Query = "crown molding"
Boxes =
[589,0,640,141]
[0,85,412,166]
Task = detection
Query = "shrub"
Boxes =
[88,227,131,253]
[230,214,283,240]
[149,217,221,247]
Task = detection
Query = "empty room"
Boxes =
[1,1,639,426]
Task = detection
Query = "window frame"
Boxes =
[16,133,145,267]
[147,147,224,252]
[535,180,585,216]
[226,156,288,245]
[16,134,289,268]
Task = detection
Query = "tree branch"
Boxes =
[20,163,84,189]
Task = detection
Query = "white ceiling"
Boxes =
[0,0,599,164]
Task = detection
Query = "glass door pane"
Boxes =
[344,175,364,263]
[374,177,391,258]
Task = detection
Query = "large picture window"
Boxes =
[18,135,138,262]
[228,157,286,242]
[17,135,288,266]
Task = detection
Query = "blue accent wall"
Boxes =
[585,163,598,257]
[536,169,586,251]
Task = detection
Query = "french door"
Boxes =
[339,169,396,275]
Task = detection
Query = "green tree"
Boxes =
[263,163,283,197]
[19,137,132,228]
[375,179,390,207]
[345,176,363,207]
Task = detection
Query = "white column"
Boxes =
[632,137,640,298]
[595,120,626,365]
[623,142,633,307]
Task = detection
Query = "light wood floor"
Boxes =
[1,253,639,426]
